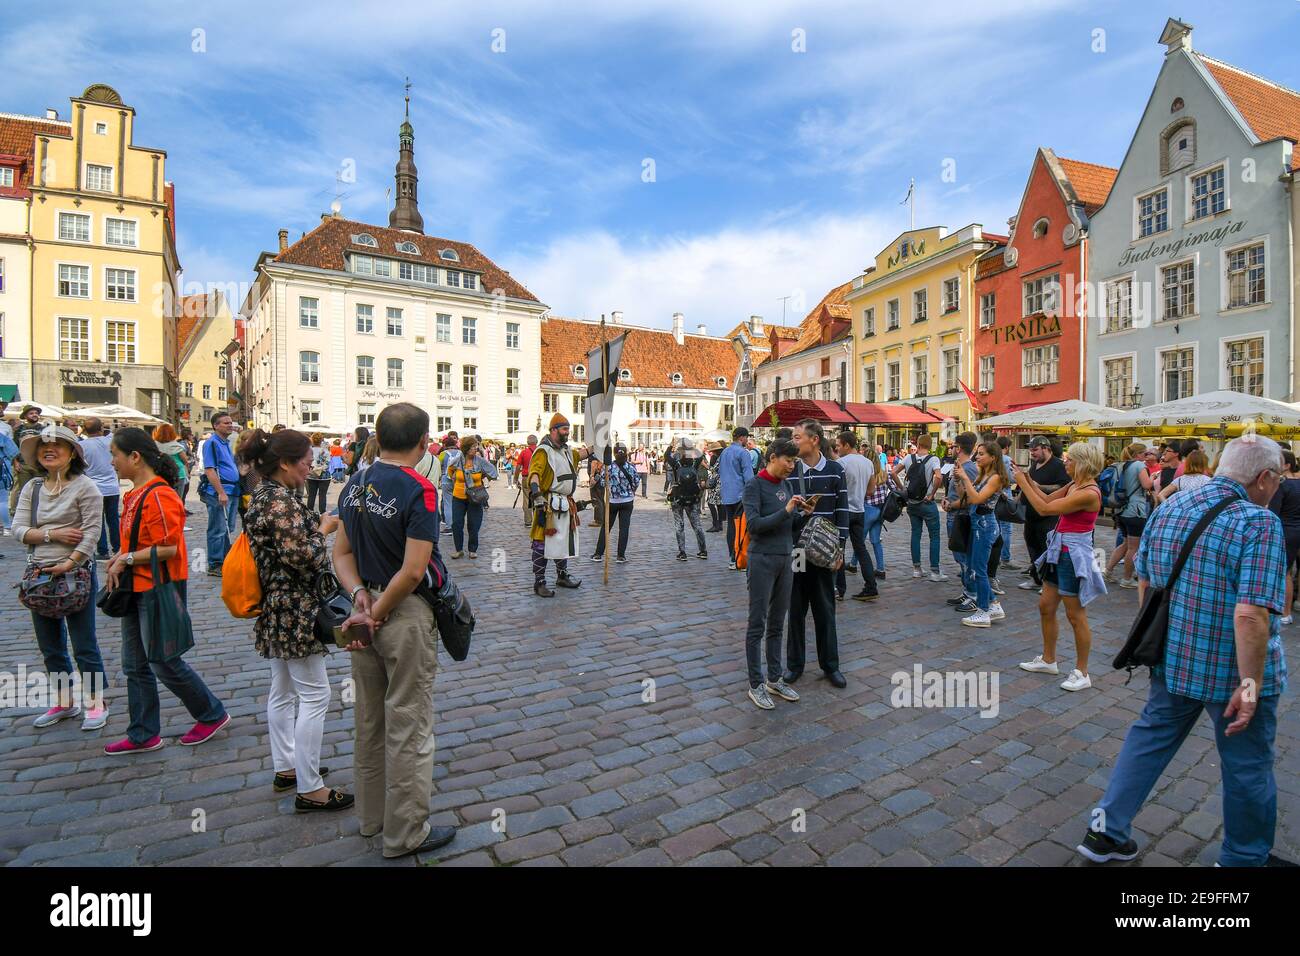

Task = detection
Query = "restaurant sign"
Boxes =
[988,314,1061,345]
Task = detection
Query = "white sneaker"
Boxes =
[1117,577,1138,589]
[990,578,1005,595]
[961,611,991,628]
[1282,616,1294,625]
[929,570,949,583]
[1018,579,1040,590]
[1019,655,1059,675]
[987,602,1005,621]
[1061,669,1092,692]
[912,566,924,579]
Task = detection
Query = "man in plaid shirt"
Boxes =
[1079,436,1292,867]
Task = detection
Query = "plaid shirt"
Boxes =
[1135,476,1288,702]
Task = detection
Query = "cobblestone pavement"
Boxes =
[1,482,1296,867]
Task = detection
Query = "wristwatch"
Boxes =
[125,552,136,566]
[349,584,366,602]
[43,528,51,544]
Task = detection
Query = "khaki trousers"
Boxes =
[351,591,438,857]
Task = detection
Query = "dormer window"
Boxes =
[716,376,727,388]
[671,372,683,385]
[352,234,378,247]
[439,249,459,261]
[0,166,16,188]
[574,363,587,379]
[619,368,631,381]
[1032,217,1049,239]
[1161,118,1196,176]
[396,241,419,254]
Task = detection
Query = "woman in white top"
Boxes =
[1155,448,1213,505]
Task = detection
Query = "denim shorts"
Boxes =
[1044,553,1080,597]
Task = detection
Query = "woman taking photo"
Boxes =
[240,428,353,812]
[447,435,498,559]
[705,443,724,533]
[13,425,107,730]
[305,433,332,514]
[102,428,229,754]
[592,443,641,564]
[951,441,1009,628]
[1013,442,1107,692]
[1113,442,1153,588]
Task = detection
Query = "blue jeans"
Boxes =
[863,504,885,570]
[120,582,226,743]
[97,493,121,558]
[998,519,1012,561]
[969,511,998,610]
[451,496,484,553]
[1098,674,1278,866]
[907,501,941,570]
[203,494,239,570]
[32,564,106,697]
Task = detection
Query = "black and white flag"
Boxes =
[585,329,627,465]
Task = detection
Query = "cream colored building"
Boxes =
[177,290,235,428]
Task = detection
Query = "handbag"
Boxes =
[795,467,843,569]
[138,546,196,663]
[880,490,905,523]
[19,480,93,619]
[948,511,972,554]
[221,532,262,618]
[311,570,351,649]
[97,485,161,618]
[995,493,1026,524]
[1113,497,1236,678]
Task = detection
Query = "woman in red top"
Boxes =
[102,428,229,756]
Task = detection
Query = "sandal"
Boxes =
[273,766,330,793]
[294,788,355,813]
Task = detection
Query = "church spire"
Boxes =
[389,77,424,233]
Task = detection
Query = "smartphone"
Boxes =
[804,494,823,504]
[332,624,350,649]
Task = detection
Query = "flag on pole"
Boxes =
[585,327,628,465]
[958,379,981,411]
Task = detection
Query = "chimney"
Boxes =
[696,324,707,336]
[45,107,58,120]
[320,213,331,224]
[672,312,684,345]
[749,314,764,337]
[611,310,623,324]
[278,229,288,253]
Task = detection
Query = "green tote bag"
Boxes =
[139,546,196,663]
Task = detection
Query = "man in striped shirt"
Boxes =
[783,419,850,689]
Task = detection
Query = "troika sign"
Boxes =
[989,314,1061,345]
[1116,218,1247,269]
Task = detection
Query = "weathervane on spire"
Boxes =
[404,75,411,117]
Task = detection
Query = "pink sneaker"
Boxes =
[33,705,82,728]
[104,736,164,755]
[180,713,231,746]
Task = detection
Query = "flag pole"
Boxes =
[600,314,612,586]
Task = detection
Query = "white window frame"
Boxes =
[463,364,478,393]
[299,296,319,329]
[356,355,375,386]
[1219,331,1269,397]
[104,266,137,303]
[505,321,520,349]
[912,288,928,323]
[979,293,996,329]
[57,210,92,243]
[942,277,960,313]
[886,360,901,401]
[103,318,138,364]
[1099,352,1138,410]
[507,409,520,433]
[863,307,875,336]
[1158,254,1199,322]
[55,261,91,299]
[1021,343,1060,387]
[462,316,477,345]
[299,350,320,383]
[911,354,928,397]
[355,303,374,334]
[57,315,91,362]
[386,307,403,337]
[1099,271,1139,334]
[435,362,452,390]
[1184,159,1229,223]
[862,365,877,402]
[1220,235,1270,312]
[357,403,377,427]
[506,368,520,395]
[103,215,139,248]
[84,163,114,192]
[942,347,960,393]
[300,400,321,425]
[887,299,900,331]
[94,121,108,136]
[202,384,211,401]
[436,313,452,344]
[0,167,13,188]
[1156,342,1198,402]
[979,355,995,392]
[1022,273,1060,317]
[1133,184,1171,240]
[387,357,404,388]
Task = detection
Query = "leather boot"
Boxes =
[534,583,555,598]
[555,574,581,589]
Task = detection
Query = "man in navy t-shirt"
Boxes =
[333,402,455,859]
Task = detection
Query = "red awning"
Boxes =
[750,399,857,427]
[842,403,953,425]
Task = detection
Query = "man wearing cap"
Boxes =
[9,405,47,516]
[1020,437,1068,591]
[527,413,591,597]
[719,427,756,569]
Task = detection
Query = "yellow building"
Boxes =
[177,290,235,428]
[848,224,1001,435]
[26,84,180,416]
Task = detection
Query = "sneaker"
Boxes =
[1076,830,1138,863]
[1001,560,1020,571]
[987,602,1005,621]
[81,706,109,731]
[729,560,737,570]
[1061,669,1092,692]
[591,554,603,562]
[468,552,478,560]
[696,551,708,560]
[1018,579,1040,590]
[615,556,627,564]
[451,551,464,560]
[104,736,164,756]
[765,680,800,702]
[852,589,878,602]
[990,578,1005,595]
[961,610,992,628]
[929,570,948,583]
[875,570,886,580]
[33,705,82,728]
[179,713,231,746]
[677,552,688,562]
[946,594,973,605]
[912,566,924,579]
[207,567,223,577]
[747,685,775,710]
[1019,655,1059,675]
[952,598,977,613]
[1117,577,1138,589]
[845,564,858,574]
[1282,616,1294,626]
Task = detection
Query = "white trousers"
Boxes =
[267,654,330,793]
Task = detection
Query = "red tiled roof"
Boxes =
[1200,54,1300,148]
[176,294,212,359]
[540,317,737,391]
[783,280,855,360]
[274,216,540,303]
[0,113,70,189]
[1056,157,1118,214]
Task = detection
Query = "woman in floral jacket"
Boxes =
[239,427,353,814]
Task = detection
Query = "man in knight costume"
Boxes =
[528,412,592,597]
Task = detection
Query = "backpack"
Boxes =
[1097,466,1117,508]
[674,458,702,503]
[904,454,934,502]
[221,532,262,618]
[1108,461,1135,510]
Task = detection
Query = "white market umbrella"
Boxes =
[73,403,166,426]
[1123,390,1300,437]
[699,428,732,442]
[979,399,1132,434]
[3,402,70,420]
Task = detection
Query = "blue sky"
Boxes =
[2,0,1296,334]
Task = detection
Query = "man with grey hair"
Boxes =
[1079,435,1293,867]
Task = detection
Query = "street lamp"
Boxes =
[1127,386,1144,409]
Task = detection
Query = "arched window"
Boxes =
[1161,118,1196,176]
[1032,217,1050,239]
[671,372,683,385]
[574,363,587,379]
[351,233,378,247]
[619,368,631,381]
[356,355,374,386]
[396,241,419,254]
[387,357,404,388]
[439,248,459,261]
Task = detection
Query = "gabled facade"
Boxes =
[973,148,1117,418]
[1087,19,1300,409]
[753,282,854,424]
[176,291,235,428]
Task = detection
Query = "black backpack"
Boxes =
[904,454,934,502]
[674,459,702,503]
